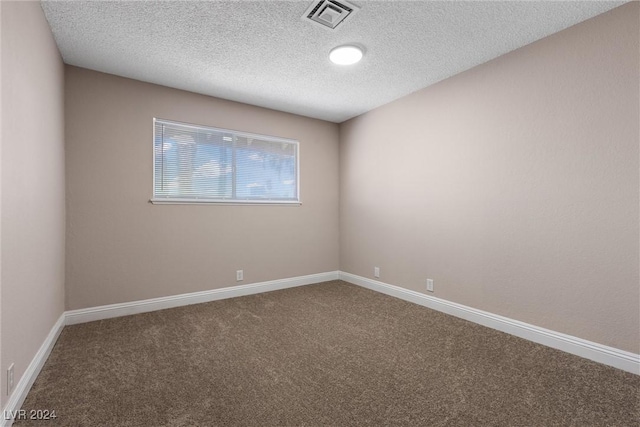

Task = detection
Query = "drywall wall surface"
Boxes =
[339,3,639,353]
[1,1,66,407]
[65,66,339,310]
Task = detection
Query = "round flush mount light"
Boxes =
[329,45,363,65]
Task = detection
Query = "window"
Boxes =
[152,119,299,204]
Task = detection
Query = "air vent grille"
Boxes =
[302,0,360,31]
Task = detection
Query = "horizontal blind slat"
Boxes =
[153,119,298,203]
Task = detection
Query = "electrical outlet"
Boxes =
[427,279,434,292]
[374,267,380,278]
[7,363,14,395]
[236,270,243,281]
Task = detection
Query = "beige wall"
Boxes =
[1,5,635,404]
[65,66,339,310]
[339,3,639,353]
[1,1,66,407]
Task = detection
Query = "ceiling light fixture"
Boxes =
[329,45,363,65]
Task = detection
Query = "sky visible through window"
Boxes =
[154,122,297,202]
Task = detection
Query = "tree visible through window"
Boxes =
[152,119,299,204]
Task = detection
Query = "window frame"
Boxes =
[151,118,301,205]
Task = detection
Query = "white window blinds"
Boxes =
[153,119,299,204]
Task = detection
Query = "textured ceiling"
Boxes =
[41,1,626,123]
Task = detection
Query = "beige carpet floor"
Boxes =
[15,280,640,426]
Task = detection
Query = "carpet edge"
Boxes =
[65,271,340,326]
[339,271,639,375]
[1,313,65,427]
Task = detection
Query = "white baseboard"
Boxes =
[2,269,636,425]
[1,313,65,427]
[339,271,639,375]
[2,271,339,423]
[65,271,340,325]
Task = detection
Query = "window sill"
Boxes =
[149,198,302,206]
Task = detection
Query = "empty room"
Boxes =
[1,0,639,425]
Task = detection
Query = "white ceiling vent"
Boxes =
[302,0,360,31]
